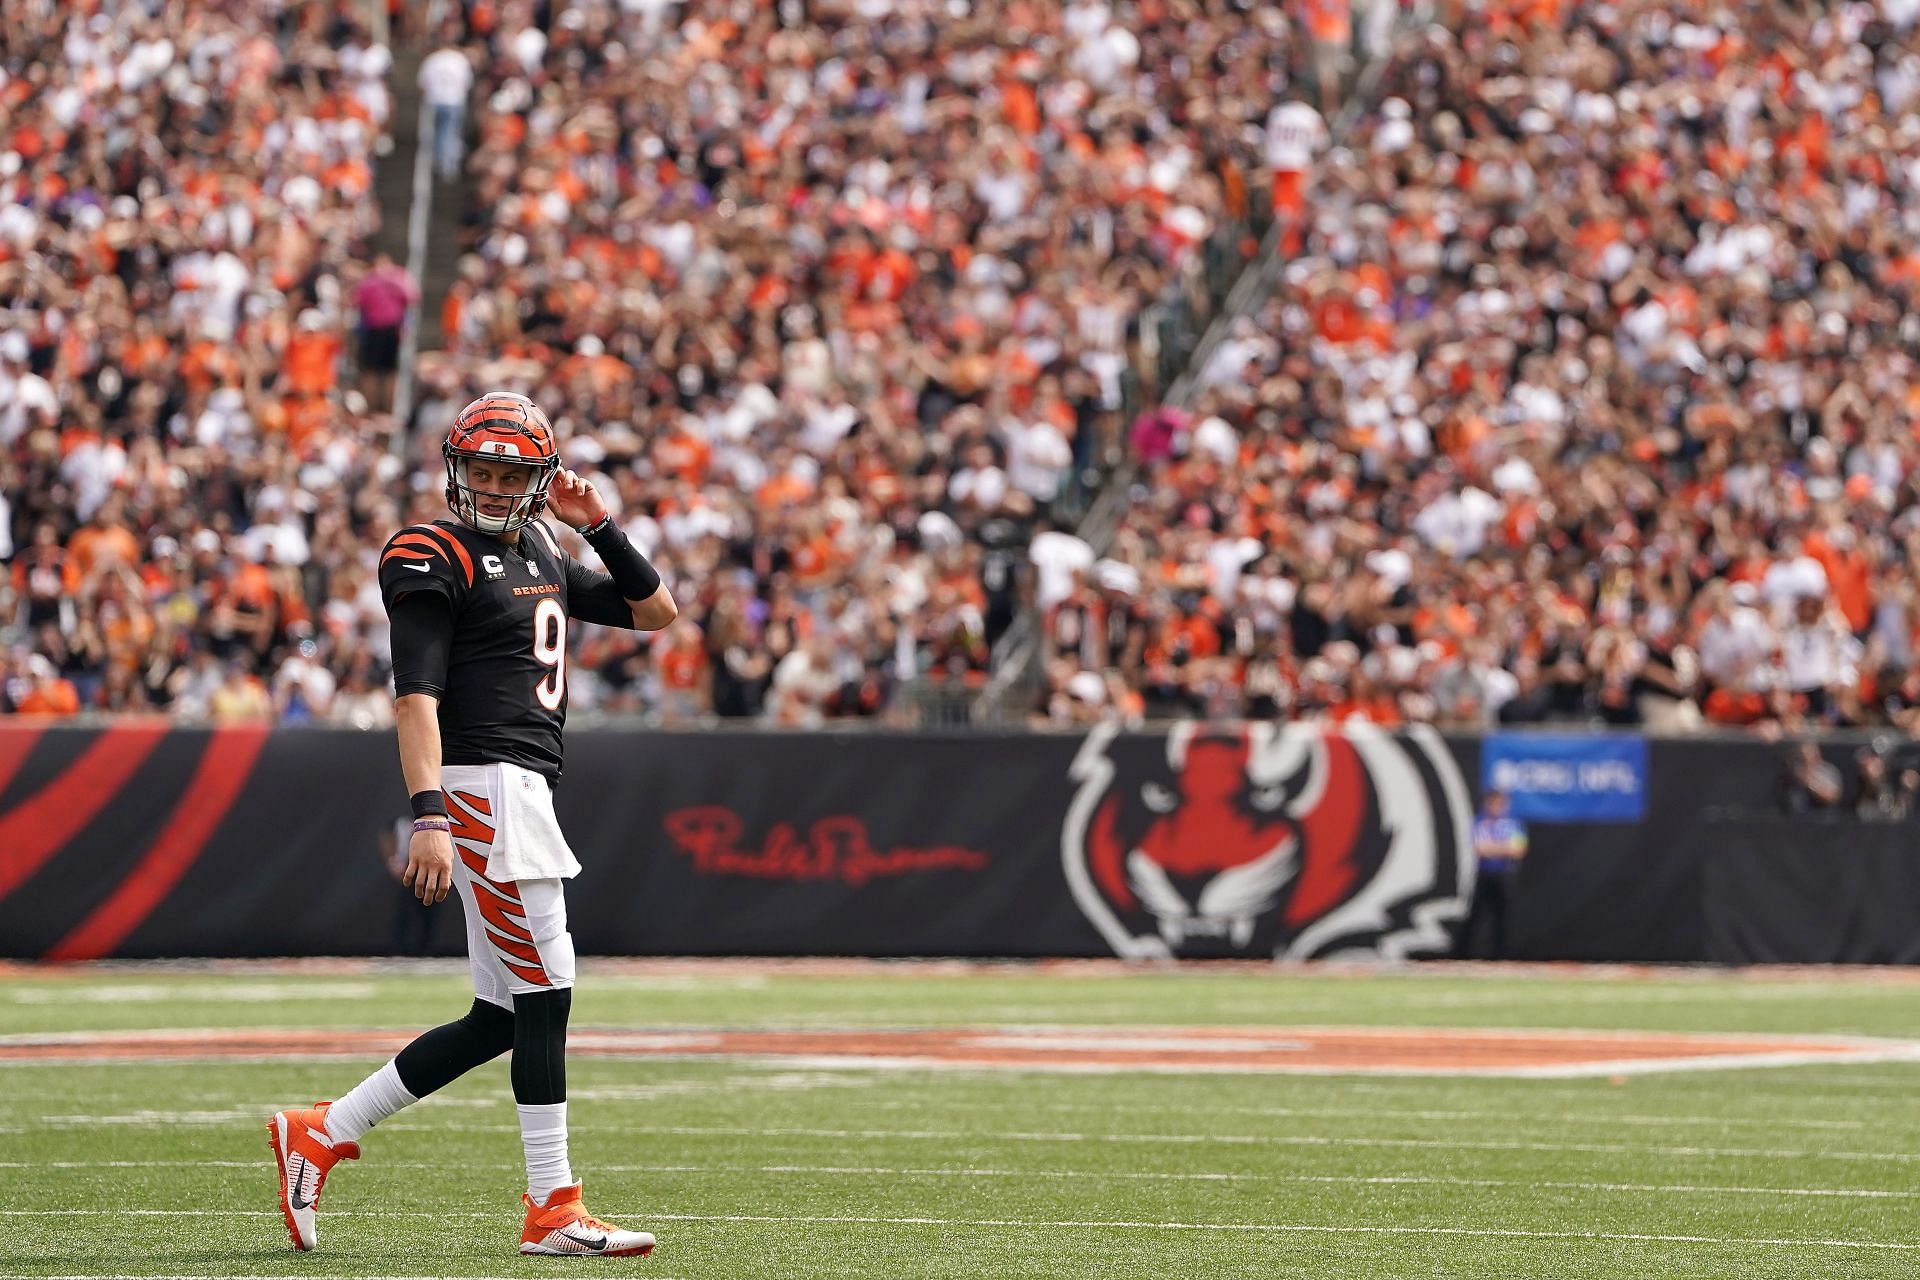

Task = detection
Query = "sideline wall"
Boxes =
[0,723,1905,964]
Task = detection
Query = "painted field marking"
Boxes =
[0,1209,1912,1253]
[6,1159,1917,1202]
[3,1024,1916,1079]
[1,981,382,1005]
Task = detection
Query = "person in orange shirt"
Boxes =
[67,501,141,578]
[1804,525,1874,635]
[283,310,343,397]
[655,625,710,724]
[12,655,81,716]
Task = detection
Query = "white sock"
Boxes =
[324,1059,418,1144]
[518,1101,574,1203]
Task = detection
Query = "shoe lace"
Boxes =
[574,1211,620,1235]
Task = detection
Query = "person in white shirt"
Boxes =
[1780,592,1860,719]
[1695,582,1776,693]
[418,45,475,178]
[1003,417,1072,503]
[1030,524,1096,612]
[1264,99,1326,221]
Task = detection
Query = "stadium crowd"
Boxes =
[1034,0,1920,737]
[0,0,400,722]
[0,0,1308,725]
[416,0,1301,723]
[16,0,1920,738]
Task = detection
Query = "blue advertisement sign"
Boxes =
[1481,735,1647,823]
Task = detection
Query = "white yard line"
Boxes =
[0,1209,1911,1253]
[812,1095,1875,1133]
[9,1159,1916,1202]
[351,1120,1920,1164]
[0,1089,1880,1133]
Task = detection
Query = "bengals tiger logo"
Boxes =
[1062,722,1474,960]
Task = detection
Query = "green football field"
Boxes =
[2,960,1919,1280]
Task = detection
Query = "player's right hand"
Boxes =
[404,828,456,904]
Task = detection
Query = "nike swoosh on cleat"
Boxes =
[565,1231,609,1250]
[403,561,433,572]
[288,1157,313,1210]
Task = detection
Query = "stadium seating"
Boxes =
[1036,0,1920,734]
[0,0,1294,724]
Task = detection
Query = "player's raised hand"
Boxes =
[546,468,609,530]
[404,827,455,904]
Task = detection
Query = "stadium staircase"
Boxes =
[370,10,475,424]
[369,44,422,269]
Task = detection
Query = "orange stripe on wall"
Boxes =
[0,724,170,904]
[44,727,271,961]
[0,725,46,800]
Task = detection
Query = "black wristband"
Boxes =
[410,789,448,819]
[577,513,614,538]
[583,519,664,601]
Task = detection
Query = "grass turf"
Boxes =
[0,961,1917,1279]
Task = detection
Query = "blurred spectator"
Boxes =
[1461,788,1527,959]
[418,41,473,179]
[9,654,81,717]
[352,254,418,412]
[378,816,436,955]
[1852,745,1915,822]
[1779,743,1844,816]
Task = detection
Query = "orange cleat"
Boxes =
[266,1102,360,1251]
[519,1183,656,1257]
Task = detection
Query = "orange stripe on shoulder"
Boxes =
[389,530,445,550]
[382,544,445,567]
[417,526,475,586]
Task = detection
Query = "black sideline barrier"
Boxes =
[0,723,1907,964]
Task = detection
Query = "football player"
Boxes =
[268,392,675,1257]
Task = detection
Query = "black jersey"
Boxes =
[379,519,632,781]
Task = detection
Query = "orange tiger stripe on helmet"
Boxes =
[448,393,557,458]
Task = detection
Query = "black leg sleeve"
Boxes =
[393,997,515,1098]
[510,987,572,1105]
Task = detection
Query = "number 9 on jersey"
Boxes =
[533,598,567,710]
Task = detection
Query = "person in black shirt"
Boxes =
[268,393,674,1260]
